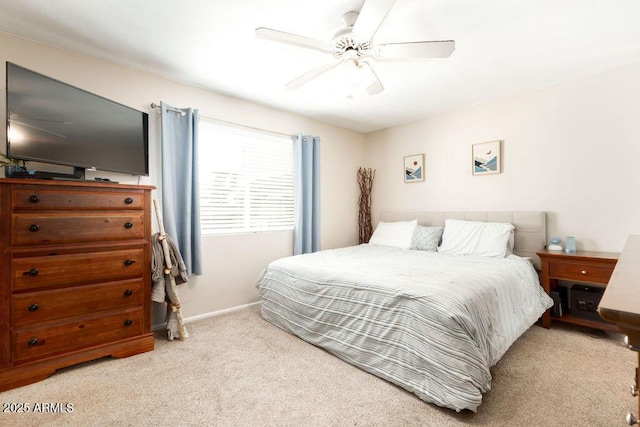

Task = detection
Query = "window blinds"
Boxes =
[199,119,294,234]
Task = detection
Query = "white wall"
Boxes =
[366,61,640,253]
[0,33,367,325]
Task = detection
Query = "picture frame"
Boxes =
[403,153,424,183]
[472,140,502,175]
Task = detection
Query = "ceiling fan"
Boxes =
[255,0,455,96]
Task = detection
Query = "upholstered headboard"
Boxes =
[379,211,547,270]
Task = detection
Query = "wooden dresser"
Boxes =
[0,179,155,391]
[598,235,640,425]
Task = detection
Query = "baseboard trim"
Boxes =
[152,301,261,332]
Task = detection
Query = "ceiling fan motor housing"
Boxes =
[332,10,371,58]
[334,36,372,59]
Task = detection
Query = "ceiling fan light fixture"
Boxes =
[344,57,361,73]
[341,59,380,99]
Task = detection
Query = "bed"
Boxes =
[256,211,553,412]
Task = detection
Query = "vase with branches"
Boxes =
[357,167,375,244]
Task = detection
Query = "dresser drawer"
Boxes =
[12,212,144,245]
[12,248,145,292]
[548,261,614,284]
[12,189,144,210]
[12,309,145,363]
[12,278,144,327]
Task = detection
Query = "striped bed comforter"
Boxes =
[256,244,553,412]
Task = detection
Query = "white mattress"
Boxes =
[256,244,553,412]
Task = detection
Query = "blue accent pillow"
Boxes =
[410,226,444,252]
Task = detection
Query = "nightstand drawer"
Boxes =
[549,262,614,284]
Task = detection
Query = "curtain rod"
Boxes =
[150,102,186,116]
[150,102,291,138]
[201,116,292,139]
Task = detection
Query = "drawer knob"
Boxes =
[124,319,133,327]
[124,222,133,229]
[28,338,39,347]
[29,224,40,232]
[581,270,587,275]
[23,268,39,277]
[124,259,136,266]
[124,289,133,297]
[29,195,40,203]
[627,413,638,426]
[124,197,134,205]
[28,303,39,312]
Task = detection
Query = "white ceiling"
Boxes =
[1,0,639,133]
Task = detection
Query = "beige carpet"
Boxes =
[1,305,636,427]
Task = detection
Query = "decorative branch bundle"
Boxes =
[357,167,375,244]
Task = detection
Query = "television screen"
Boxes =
[6,62,149,176]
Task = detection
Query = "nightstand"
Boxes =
[537,249,620,332]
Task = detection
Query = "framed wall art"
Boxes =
[404,153,424,183]
[472,140,502,175]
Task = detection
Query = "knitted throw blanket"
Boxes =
[151,232,188,303]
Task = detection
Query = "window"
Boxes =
[198,118,294,234]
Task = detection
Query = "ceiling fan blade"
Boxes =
[359,61,384,95]
[285,60,344,90]
[375,40,455,59]
[352,0,397,41]
[255,27,334,53]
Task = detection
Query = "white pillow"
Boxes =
[506,230,515,255]
[438,219,514,258]
[369,220,417,249]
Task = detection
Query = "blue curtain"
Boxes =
[160,101,203,275]
[293,134,321,255]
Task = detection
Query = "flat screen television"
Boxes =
[6,62,149,179]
